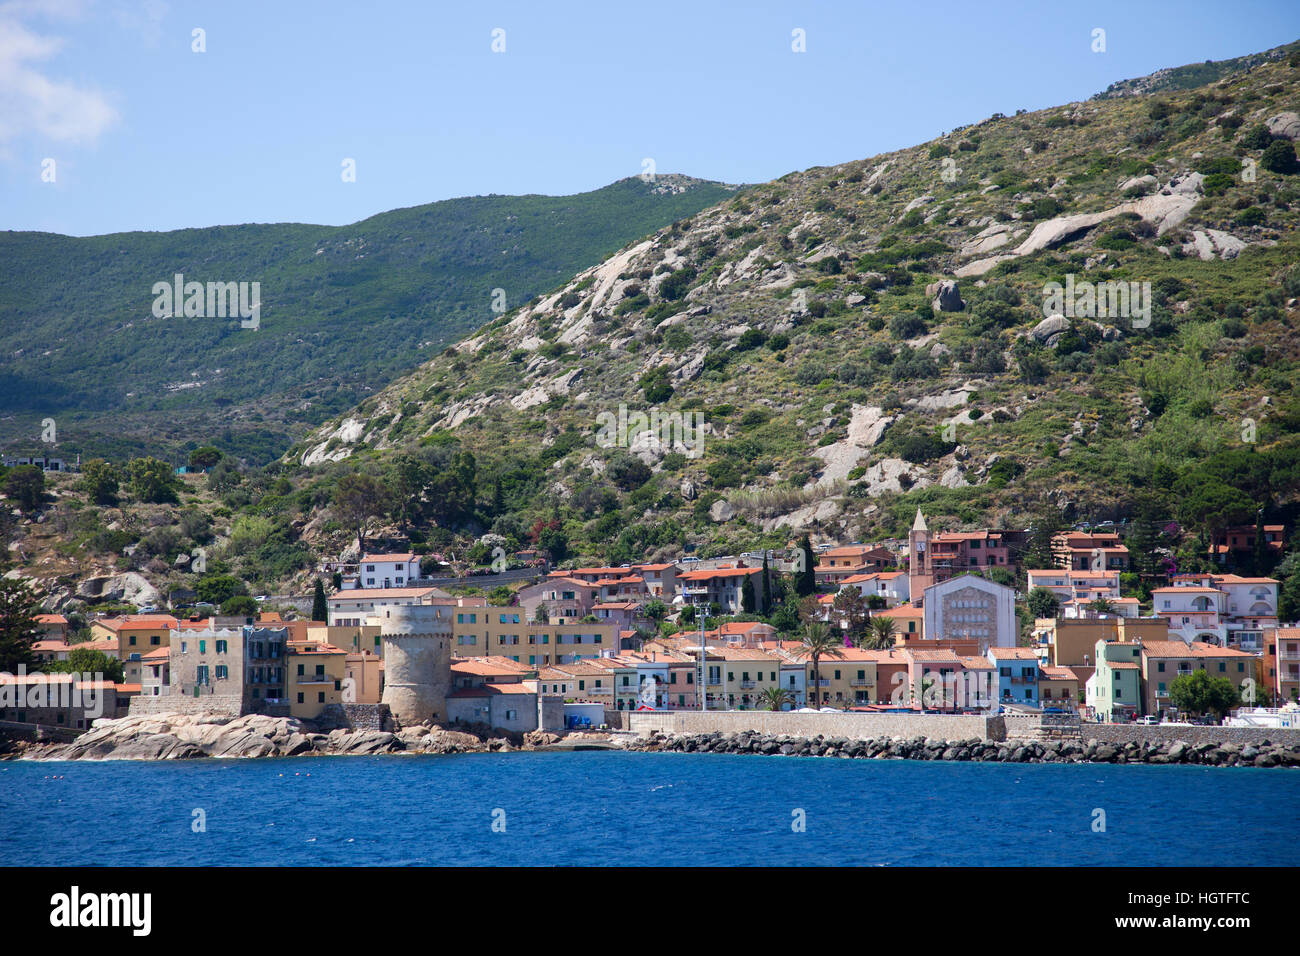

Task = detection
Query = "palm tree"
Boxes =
[865,615,897,650]
[759,686,794,712]
[798,622,844,708]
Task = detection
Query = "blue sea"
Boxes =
[2,752,1296,866]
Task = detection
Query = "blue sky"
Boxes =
[2,0,1298,236]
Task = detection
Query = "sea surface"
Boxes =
[2,751,1296,866]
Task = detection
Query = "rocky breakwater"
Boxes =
[6,712,574,761]
[630,730,1300,768]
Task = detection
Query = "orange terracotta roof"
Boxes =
[1040,666,1078,680]
[450,656,534,676]
[679,567,763,581]
[1140,641,1254,659]
[328,587,441,599]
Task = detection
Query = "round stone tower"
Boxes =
[378,604,452,727]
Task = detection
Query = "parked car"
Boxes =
[1137,715,1159,725]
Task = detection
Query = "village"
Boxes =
[6,509,1296,741]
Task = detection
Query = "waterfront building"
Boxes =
[1085,640,1142,721]
[286,640,347,719]
[170,626,243,701]
[988,647,1041,706]
[1139,641,1256,720]
[1266,628,1300,703]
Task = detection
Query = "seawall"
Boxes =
[629,711,1004,741]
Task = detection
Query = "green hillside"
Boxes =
[0,175,736,464]
[5,43,1300,618]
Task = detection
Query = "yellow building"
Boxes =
[92,616,178,684]
[286,640,347,719]
[1140,641,1256,718]
[1032,616,1169,668]
[704,647,784,710]
[344,652,383,705]
[449,611,618,668]
[307,623,383,657]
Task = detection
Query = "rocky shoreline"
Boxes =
[628,730,1300,768]
[10,717,1299,768]
[0,713,616,761]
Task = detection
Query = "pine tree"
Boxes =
[311,579,328,622]
[0,578,41,672]
[796,535,816,596]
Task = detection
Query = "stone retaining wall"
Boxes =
[127,694,242,717]
[628,711,1004,741]
[342,703,391,732]
[1086,724,1300,747]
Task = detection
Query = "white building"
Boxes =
[1025,569,1121,602]
[357,552,421,589]
[327,586,448,626]
[921,573,1017,650]
[1212,574,1279,652]
[839,571,911,607]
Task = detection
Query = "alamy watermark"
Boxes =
[1,666,110,719]
[151,273,261,329]
[1042,274,1151,329]
[594,404,705,459]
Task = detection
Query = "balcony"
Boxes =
[297,674,334,684]
[740,680,756,689]
[850,678,872,687]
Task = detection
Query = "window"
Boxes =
[318,692,325,703]
[199,640,206,654]
[216,640,228,654]
[297,693,304,704]
[151,636,160,646]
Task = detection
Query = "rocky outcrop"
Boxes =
[1182,229,1247,261]
[74,572,160,606]
[926,280,964,312]
[628,730,1300,768]
[955,177,1199,276]
[10,712,580,761]
[1266,111,1300,141]
[1031,314,1072,346]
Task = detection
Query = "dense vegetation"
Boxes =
[0,176,736,464]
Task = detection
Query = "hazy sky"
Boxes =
[3,0,1298,236]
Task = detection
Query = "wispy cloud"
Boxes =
[0,0,120,147]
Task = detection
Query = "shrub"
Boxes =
[1261,139,1298,174]
[1238,124,1274,150]
[658,267,697,301]
[1233,206,1265,227]
[890,314,927,340]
